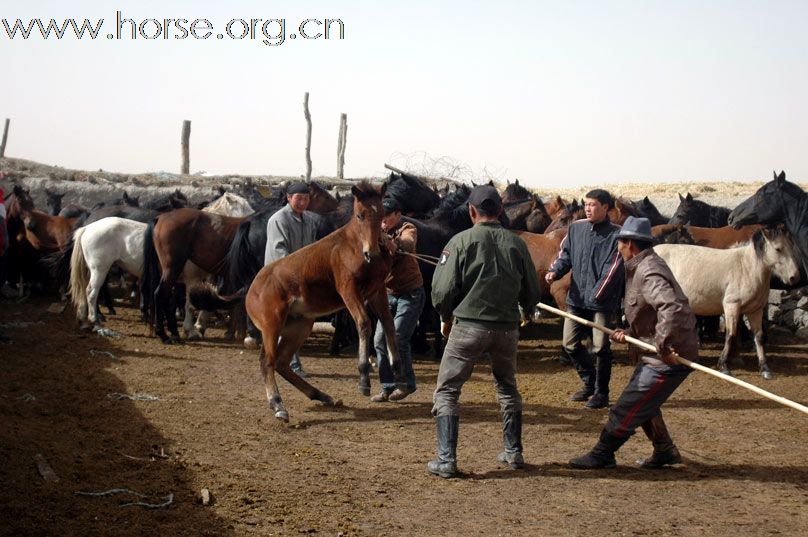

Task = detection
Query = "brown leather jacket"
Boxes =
[385,221,423,295]
[624,248,699,365]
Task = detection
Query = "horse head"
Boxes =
[502,179,531,205]
[45,189,65,216]
[755,226,801,286]
[350,181,386,264]
[307,182,340,214]
[122,191,140,207]
[729,171,803,229]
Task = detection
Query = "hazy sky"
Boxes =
[3,0,807,187]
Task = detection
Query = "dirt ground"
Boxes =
[1,293,808,537]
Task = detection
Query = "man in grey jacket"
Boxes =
[264,181,319,376]
[570,217,699,469]
[546,189,623,409]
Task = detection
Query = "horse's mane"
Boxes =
[503,181,531,202]
[353,180,383,198]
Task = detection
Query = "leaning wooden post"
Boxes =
[0,118,10,158]
[180,120,191,175]
[337,113,347,180]
[304,92,312,181]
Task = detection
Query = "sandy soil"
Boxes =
[1,292,807,537]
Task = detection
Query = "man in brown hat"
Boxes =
[569,216,699,469]
[427,185,541,478]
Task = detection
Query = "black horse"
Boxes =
[630,196,669,226]
[729,171,808,281]
[384,172,441,216]
[669,193,730,227]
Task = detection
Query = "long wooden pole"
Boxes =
[337,113,347,180]
[180,120,191,175]
[535,302,808,416]
[0,118,9,158]
[303,92,312,181]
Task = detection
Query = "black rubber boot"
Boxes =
[427,415,459,478]
[569,348,595,401]
[569,429,629,469]
[586,351,612,408]
[497,411,524,469]
[637,415,682,468]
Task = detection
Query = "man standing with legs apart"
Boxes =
[428,185,541,478]
[370,197,425,402]
[264,182,319,378]
[545,189,623,409]
[570,217,698,469]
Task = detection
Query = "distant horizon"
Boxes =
[3,1,807,189]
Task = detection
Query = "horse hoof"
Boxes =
[720,368,733,377]
[761,371,773,380]
[358,385,371,397]
[244,337,258,349]
[274,410,289,422]
[187,333,202,342]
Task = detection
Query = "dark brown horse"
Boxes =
[244,181,402,421]
[144,208,246,343]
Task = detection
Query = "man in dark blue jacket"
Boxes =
[546,189,623,409]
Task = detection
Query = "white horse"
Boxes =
[203,192,254,217]
[69,217,147,329]
[654,227,800,379]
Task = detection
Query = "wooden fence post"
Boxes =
[180,120,191,175]
[304,93,312,181]
[0,118,10,158]
[337,113,347,179]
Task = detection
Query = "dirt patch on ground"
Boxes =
[2,293,808,536]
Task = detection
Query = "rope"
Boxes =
[75,488,174,509]
[399,250,440,266]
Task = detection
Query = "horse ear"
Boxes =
[776,170,786,184]
[678,193,684,202]
[515,179,519,186]
[379,182,387,198]
[643,196,650,203]
[685,193,693,201]
[351,185,363,200]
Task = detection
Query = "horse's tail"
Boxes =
[225,218,263,292]
[68,227,88,312]
[189,282,248,311]
[140,218,160,325]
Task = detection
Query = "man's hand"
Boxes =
[660,348,681,366]
[441,321,452,339]
[545,272,556,284]
[610,329,627,343]
[381,234,397,256]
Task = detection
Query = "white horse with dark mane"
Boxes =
[654,227,800,379]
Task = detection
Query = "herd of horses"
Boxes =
[3,170,807,419]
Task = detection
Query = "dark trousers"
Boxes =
[562,307,615,395]
[606,362,691,438]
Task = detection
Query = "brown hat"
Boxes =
[468,185,502,212]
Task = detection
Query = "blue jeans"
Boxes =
[374,287,425,392]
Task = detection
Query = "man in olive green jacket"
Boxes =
[428,185,541,478]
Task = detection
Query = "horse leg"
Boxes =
[746,309,771,380]
[153,280,172,344]
[342,295,374,396]
[100,276,116,315]
[85,265,109,330]
[275,318,334,405]
[717,307,740,376]
[367,291,406,389]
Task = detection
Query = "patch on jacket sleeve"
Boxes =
[439,249,450,265]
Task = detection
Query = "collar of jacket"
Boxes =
[475,220,503,228]
[588,216,612,231]
[625,248,655,273]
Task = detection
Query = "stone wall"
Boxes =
[768,288,808,340]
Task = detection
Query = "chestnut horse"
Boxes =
[12,185,78,254]
[244,181,403,421]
